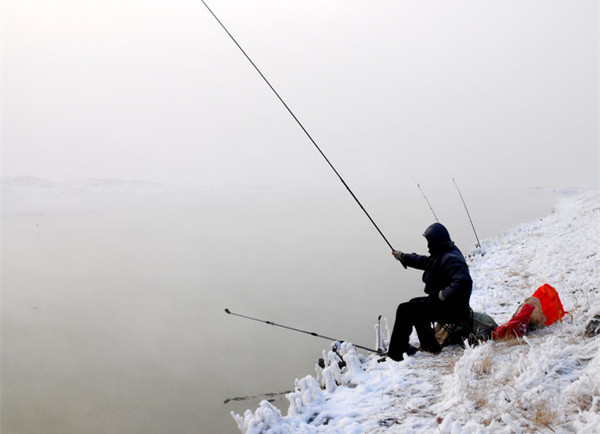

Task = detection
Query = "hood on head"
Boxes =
[423,223,452,253]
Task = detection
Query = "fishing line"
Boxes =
[200,0,395,252]
[449,173,481,248]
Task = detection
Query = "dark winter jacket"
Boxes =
[400,223,472,307]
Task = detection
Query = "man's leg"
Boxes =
[387,297,428,361]
[389,297,462,358]
[413,299,468,352]
[413,316,441,353]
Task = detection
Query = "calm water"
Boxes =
[1,182,558,433]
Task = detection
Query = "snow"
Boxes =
[232,190,600,433]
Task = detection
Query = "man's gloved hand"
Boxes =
[428,290,446,302]
[392,250,407,269]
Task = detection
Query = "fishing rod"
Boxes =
[224,389,292,405]
[200,0,395,252]
[449,174,481,248]
[413,179,439,222]
[225,308,379,353]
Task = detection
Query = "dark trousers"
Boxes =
[387,296,466,361]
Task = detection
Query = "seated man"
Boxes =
[388,223,472,361]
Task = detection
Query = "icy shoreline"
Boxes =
[233,190,599,433]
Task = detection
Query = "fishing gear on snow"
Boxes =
[224,308,379,353]
[375,314,384,353]
[200,0,395,252]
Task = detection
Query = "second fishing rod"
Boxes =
[225,308,379,353]
[413,177,481,249]
[200,0,395,253]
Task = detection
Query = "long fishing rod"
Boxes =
[200,0,395,252]
[449,174,481,248]
[225,308,379,353]
[413,179,439,222]
[224,389,292,405]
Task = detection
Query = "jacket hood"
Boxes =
[423,223,453,253]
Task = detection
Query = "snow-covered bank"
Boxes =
[233,190,599,433]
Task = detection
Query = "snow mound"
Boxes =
[233,190,599,433]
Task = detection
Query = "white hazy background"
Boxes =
[2,1,598,433]
[3,0,598,189]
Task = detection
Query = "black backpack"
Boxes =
[435,311,498,347]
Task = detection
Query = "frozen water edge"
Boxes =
[232,190,599,433]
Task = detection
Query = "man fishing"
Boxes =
[387,223,472,361]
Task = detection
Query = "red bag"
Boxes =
[492,303,535,339]
[531,284,568,326]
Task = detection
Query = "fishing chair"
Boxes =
[434,308,474,348]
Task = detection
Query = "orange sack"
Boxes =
[531,283,568,326]
[492,303,535,339]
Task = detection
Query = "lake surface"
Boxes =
[1,181,559,433]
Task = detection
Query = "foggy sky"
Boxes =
[2,0,598,192]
